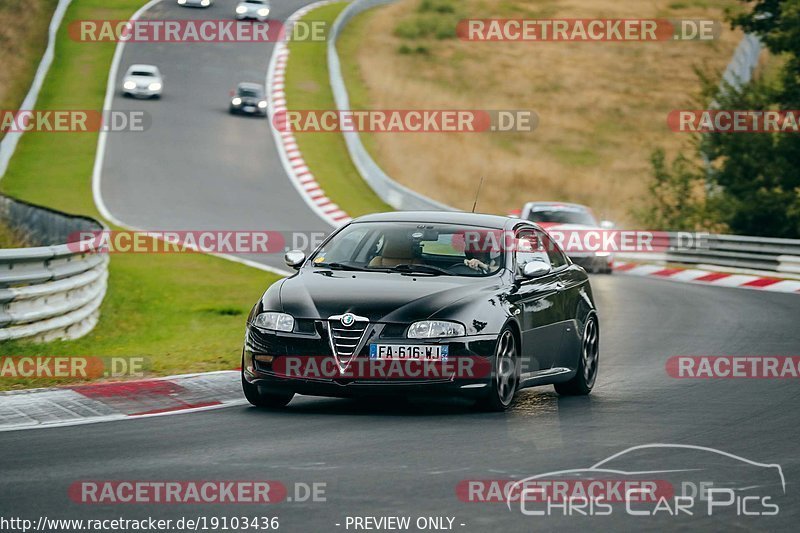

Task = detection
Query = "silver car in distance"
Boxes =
[177,0,213,7]
[122,65,163,99]
[235,0,270,21]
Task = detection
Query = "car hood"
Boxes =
[276,270,498,322]
[126,75,159,85]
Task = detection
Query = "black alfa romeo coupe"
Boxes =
[242,212,599,411]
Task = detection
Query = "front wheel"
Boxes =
[555,315,599,395]
[242,369,294,408]
[475,328,519,411]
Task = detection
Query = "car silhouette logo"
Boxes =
[341,313,356,327]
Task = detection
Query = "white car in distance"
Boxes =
[122,65,163,99]
[235,0,270,22]
[177,0,213,7]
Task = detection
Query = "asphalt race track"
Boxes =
[3,0,799,531]
[1,275,798,530]
[99,0,331,271]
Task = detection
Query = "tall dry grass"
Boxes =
[0,0,58,141]
[345,0,745,224]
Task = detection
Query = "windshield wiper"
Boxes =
[389,264,450,276]
[314,262,369,272]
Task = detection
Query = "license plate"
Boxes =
[244,106,256,112]
[369,344,448,360]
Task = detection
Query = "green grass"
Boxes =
[284,2,392,217]
[0,0,280,390]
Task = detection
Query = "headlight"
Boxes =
[258,100,267,109]
[236,5,247,13]
[257,8,270,16]
[178,0,186,4]
[407,320,465,338]
[231,97,242,106]
[123,81,136,90]
[252,312,294,332]
[148,82,162,91]
[201,0,210,5]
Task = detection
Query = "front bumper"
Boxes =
[124,87,160,98]
[236,12,269,21]
[230,104,267,116]
[242,323,498,397]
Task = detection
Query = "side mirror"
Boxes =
[522,261,551,279]
[284,250,306,269]
[600,220,615,229]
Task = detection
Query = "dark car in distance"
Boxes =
[242,212,599,411]
[229,82,268,116]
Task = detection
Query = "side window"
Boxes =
[536,230,569,269]
[514,230,550,275]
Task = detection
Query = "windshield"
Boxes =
[244,0,266,4]
[527,207,597,226]
[130,71,155,77]
[238,88,263,98]
[309,222,506,277]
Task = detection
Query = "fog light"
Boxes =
[254,355,274,363]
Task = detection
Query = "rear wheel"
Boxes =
[241,362,294,408]
[555,315,599,395]
[476,328,519,411]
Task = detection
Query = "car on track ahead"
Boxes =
[242,211,599,411]
[229,83,268,116]
[177,0,213,7]
[235,0,270,21]
[121,64,163,99]
[520,201,614,274]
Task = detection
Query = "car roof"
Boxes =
[524,201,589,211]
[128,64,159,73]
[351,211,529,230]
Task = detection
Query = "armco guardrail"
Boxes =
[328,0,455,212]
[0,195,108,342]
[617,232,800,276]
[722,33,761,91]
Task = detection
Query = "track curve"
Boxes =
[97,0,331,272]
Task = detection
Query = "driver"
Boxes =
[464,250,498,273]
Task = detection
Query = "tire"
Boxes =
[241,367,294,408]
[555,315,599,396]
[475,327,520,411]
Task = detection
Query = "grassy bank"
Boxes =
[0,0,59,142]
[283,1,392,217]
[0,0,279,390]
[337,0,746,224]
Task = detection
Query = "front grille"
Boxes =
[327,314,369,362]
